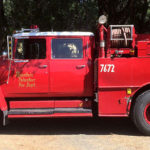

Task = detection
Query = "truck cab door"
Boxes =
[8,38,49,96]
[49,37,93,97]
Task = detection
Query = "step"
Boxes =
[8,108,92,115]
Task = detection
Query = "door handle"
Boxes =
[14,60,29,63]
[76,65,86,69]
[39,65,48,68]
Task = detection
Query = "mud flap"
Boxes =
[3,110,8,126]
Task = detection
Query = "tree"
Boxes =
[97,0,150,33]
[0,0,6,50]
[4,0,98,31]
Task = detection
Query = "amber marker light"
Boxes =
[127,88,132,95]
[130,49,135,55]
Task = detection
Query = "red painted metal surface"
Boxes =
[0,34,94,119]
[2,36,94,98]
[8,113,92,118]
[95,24,150,116]
[9,100,54,109]
[9,100,91,109]
[4,37,49,96]
[97,57,150,115]
[55,100,91,108]
[48,36,93,97]
[0,87,8,111]
[137,41,150,57]
[99,25,106,58]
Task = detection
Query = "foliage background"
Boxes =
[0,0,150,51]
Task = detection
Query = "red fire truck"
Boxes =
[0,15,150,135]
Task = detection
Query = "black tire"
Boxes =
[132,90,150,135]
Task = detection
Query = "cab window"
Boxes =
[52,39,83,59]
[15,39,46,59]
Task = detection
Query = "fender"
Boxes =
[131,83,150,99]
[127,83,150,114]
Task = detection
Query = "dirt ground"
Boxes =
[0,117,150,150]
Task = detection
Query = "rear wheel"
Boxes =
[132,90,150,135]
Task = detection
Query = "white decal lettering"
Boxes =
[111,64,115,72]
[100,64,104,72]
[100,64,115,72]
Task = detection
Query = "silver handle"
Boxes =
[14,60,29,63]
[76,65,86,69]
[39,65,48,68]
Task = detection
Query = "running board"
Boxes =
[8,108,92,115]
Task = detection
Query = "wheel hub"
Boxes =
[144,104,150,124]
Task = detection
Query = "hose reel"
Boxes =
[110,25,133,48]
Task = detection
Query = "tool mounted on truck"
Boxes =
[0,15,150,135]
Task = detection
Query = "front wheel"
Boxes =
[132,90,150,135]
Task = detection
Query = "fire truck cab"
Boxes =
[9,30,94,98]
[0,16,150,135]
[1,28,95,120]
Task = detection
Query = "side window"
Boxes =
[52,38,83,59]
[15,39,46,59]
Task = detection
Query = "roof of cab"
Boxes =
[13,31,94,37]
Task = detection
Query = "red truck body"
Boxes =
[0,21,150,135]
